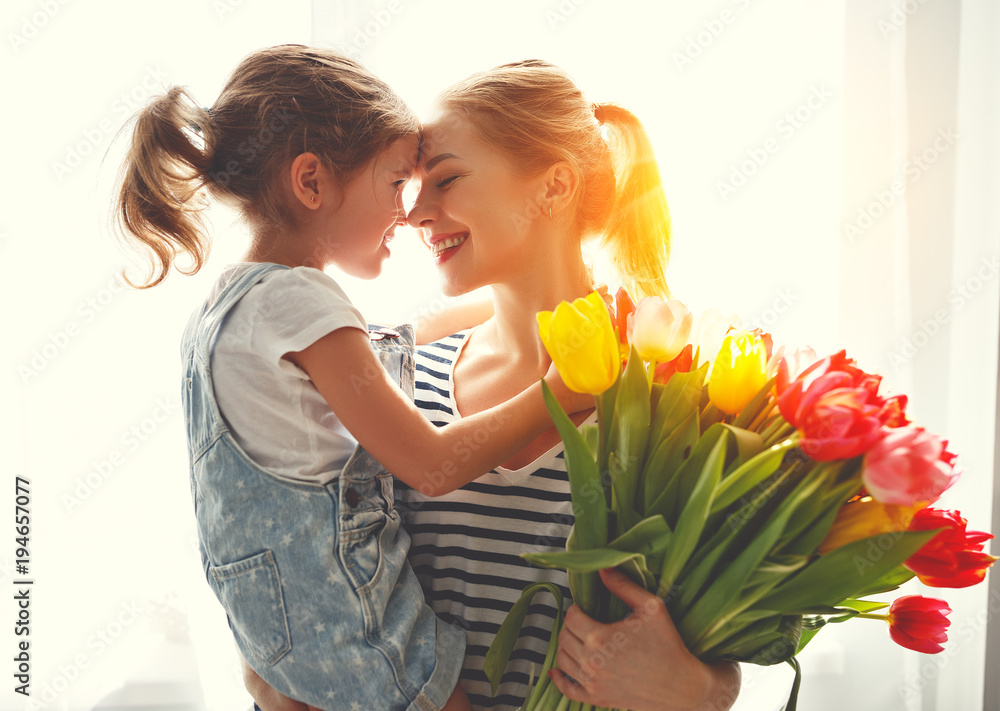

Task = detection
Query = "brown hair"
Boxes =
[115,45,418,288]
[438,59,671,299]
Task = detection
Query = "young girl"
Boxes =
[114,45,588,711]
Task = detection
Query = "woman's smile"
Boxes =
[428,231,470,261]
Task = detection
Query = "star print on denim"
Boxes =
[184,263,465,709]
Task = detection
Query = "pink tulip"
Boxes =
[862,426,957,506]
[627,297,692,363]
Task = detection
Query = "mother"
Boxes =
[249,60,740,711]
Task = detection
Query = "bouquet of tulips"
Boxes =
[484,289,996,711]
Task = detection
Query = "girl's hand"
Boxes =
[543,360,596,416]
[550,568,741,711]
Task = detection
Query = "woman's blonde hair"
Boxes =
[438,59,671,299]
[115,45,418,288]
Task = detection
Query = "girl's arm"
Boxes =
[286,327,588,496]
[414,296,494,345]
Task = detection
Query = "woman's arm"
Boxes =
[286,326,590,497]
[550,568,741,711]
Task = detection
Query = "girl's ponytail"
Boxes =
[594,103,671,300]
[116,86,214,289]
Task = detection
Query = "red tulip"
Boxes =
[614,287,635,352]
[862,426,957,506]
[879,394,910,428]
[776,351,889,461]
[905,508,998,588]
[653,343,694,385]
[886,595,951,654]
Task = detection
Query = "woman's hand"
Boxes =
[550,568,741,711]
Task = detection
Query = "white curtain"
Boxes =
[826,1,998,710]
[3,1,994,709]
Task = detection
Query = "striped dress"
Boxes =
[395,331,578,711]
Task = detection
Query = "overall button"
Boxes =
[345,487,360,508]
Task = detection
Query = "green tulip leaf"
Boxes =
[656,433,727,597]
[607,345,651,527]
[608,515,672,557]
[711,439,796,514]
[642,409,699,517]
[483,582,564,696]
[647,364,707,450]
[717,423,767,469]
[754,529,941,612]
[850,565,918,598]
[522,547,651,573]
[682,470,830,649]
[731,376,778,430]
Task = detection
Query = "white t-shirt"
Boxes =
[208,263,368,483]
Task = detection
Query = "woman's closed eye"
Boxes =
[436,175,461,189]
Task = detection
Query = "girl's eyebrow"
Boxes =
[422,153,460,171]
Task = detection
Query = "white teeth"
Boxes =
[432,234,468,257]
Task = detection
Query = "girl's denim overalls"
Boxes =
[181,263,464,710]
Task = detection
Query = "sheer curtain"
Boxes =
[832,1,998,709]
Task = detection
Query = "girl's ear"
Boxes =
[288,152,338,209]
[540,161,580,218]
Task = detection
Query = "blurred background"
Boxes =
[1,0,997,709]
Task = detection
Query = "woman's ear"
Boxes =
[288,152,337,210]
[541,161,580,218]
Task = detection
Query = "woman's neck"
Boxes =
[476,247,593,373]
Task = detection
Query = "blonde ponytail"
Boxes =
[116,86,214,288]
[439,61,671,300]
[594,103,671,300]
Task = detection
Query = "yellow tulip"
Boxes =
[537,291,620,395]
[707,331,768,415]
[818,497,923,554]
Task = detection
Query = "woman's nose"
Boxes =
[405,198,434,229]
